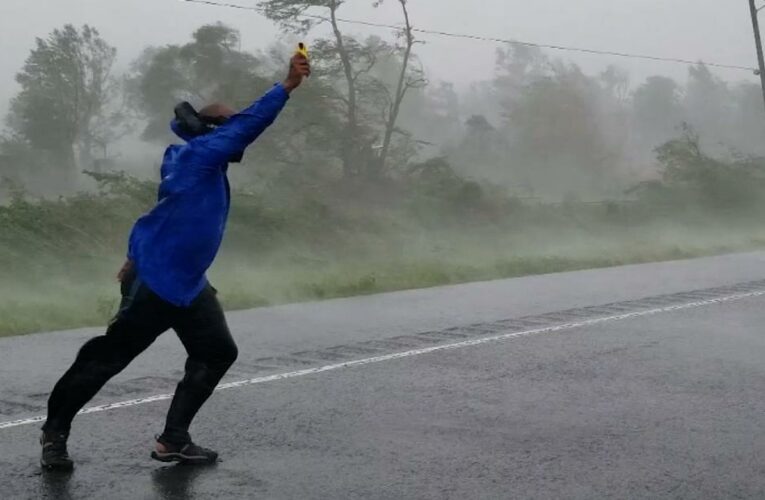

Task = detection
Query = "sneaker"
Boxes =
[40,431,74,471]
[150,436,218,465]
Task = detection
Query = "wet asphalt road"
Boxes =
[3,253,765,499]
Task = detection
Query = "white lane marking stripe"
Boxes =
[2,290,764,431]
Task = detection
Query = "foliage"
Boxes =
[405,157,486,218]
[629,128,765,211]
[127,23,270,141]
[3,160,765,336]
[5,25,118,177]
[7,20,765,336]
[632,76,684,152]
[258,0,424,178]
[504,62,618,197]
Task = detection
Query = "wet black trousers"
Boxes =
[42,270,238,445]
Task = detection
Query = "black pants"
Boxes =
[42,269,238,445]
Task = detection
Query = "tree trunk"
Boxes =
[330,1,360,178]
[57,144,78,189]
[375,0,415,177]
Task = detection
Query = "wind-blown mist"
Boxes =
[2,13,765,337]
[2,18,764,200]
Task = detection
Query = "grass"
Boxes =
[6,133,765,337]
[2,224,762,338]
[3,170,765,338]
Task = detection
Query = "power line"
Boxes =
[181,0,757,73]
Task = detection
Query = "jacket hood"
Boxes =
[170,119,200,143]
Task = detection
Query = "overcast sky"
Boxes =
[0,0,760,117]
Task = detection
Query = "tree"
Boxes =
[258,0,424,178]
[494,43,550,119]
[684,63,733,152]
[504,63,619,198]
[401,81,461,154]
[128,26,344,182]
[600,65,630,103]
[127,23,269,142]
[245,42,346,180]
[371,0,426,177]
[731,82,765,156]
[631,126,765,211]
[427,82,460,127]
[632,76,684,154]
[446,114,507,186]
[5,24,117,178]
[260,0,369,177]
[309,34,395,177]
[460,80,501,125]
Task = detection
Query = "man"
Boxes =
[39,54,311,470]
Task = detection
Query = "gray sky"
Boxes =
[0,0,760,117]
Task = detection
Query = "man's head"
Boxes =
[197,103,236,125]
[172,101,236,141]
[171,101,243,161]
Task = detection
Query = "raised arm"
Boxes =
[181,54,311,167]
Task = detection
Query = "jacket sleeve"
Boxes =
[180,84,290,167]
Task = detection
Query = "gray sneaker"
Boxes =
[151,436,218,466]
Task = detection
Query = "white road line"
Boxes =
[2,290,764,431]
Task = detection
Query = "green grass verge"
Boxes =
[0,241,757,338]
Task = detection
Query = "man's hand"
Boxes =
[282,54,311,93]
[116,259,133,282]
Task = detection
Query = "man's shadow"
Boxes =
[150,464,214,500]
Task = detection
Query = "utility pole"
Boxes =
[749,0,765,112]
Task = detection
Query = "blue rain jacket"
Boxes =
[127,84,289,306]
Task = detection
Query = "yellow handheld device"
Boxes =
[296,42,309,59]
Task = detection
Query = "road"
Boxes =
[2,252,765,499]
